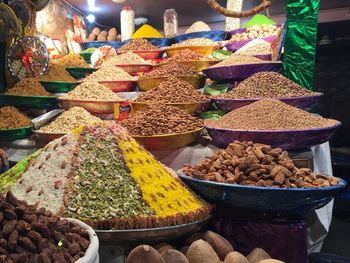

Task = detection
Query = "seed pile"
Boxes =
[166,49,206,63]
[38,64,76,82]
[38,107,101,133]
[5,78,52,96]
[0,106,32,129]
[86,65,134,81]
[60,81,122,101]
[216,72,316,99]
[143,62,196,78]
[185,21,211,33]
[171,38,215,47]
[183,141,339,188]
[206,100,338,130]
[105,52,150,65]
[135,77,208,103]
[56,54,89,68]
[235,39,272,55]
[0,192,90,262]
[122,105,203,136]
[119,38,160,51]
[210,55,263,68]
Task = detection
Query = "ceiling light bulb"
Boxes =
[112,0,126,3]
[86,14,96,23]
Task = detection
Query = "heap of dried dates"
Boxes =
[183,141,338,188]
[0,192,90,262]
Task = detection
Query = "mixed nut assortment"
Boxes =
[183,141,338,188]
[0,191,90,262]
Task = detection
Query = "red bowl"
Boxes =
[98,80,137,92]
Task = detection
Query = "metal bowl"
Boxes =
[115,64,153,76]
[39,81,79,93]
[138,75,206,91]
[131,101,211,115]
[98,80,137,92]
[117,50,164,60]
[95,216,211,245]
[0,126,33,141]
[131,128,204,150]
[165,45,215,57]
[66,67,96,80]
[32,130,66,147]
[59,98,122,114]
[0,95,58,109]
[212,93,323,112]
[155,60,219,72]
[79,52,93,64]
[205,121,341,150]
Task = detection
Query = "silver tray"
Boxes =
[95,216,211,244]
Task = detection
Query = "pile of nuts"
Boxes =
[0,106,32,129]
[210,55,263,68]
[235,39,272,55]
[230,24,280,42]
[166,49,206,63]
[118,38,160,51]
[86,64,134,81]
[216,72,316,99]
[135,77,208,104]
[55,54,89,68]
[0,192,90,262]
[105,52,150,65]
[170,38,215,47]
[6,78,52,97]
[183,141,339,188]
[121,105,203,136]
[37,64,76,83]
[143,62,196,78]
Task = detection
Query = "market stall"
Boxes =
[0,0,348,262]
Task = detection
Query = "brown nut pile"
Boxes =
[119,38,160,51]
[0,106,32,129]
[166,49,205,63]
[135,77,209,104]
[0,192,90,262]
[55,54,89,68]
[183,141,338,188]
[216,72,316,99]
[121,105,203,136]
[143,62,196,78]
[6,78,52,97]
[37,64,76,83]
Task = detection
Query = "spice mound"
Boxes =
[235,39,272,55]
[135,77,208,104]
[105,51,150,65]
[171,38,215,47]
[210,55,263,68]
[38,107,101,133]
[60,81,122,101]
[119,38,160,51]
[206,99,338,130]
[186,21,211,33]
[38,64,76,82]
[56,53,90,68]
[183,141,339,188]
[0,192,90,262]
[5,78,52,96]
[86,65,134,81]
[122,105,204,136]
[216,72,316,99]
[0,106,32,129]
[143,62,196,78]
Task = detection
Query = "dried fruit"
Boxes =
[203,231,234,260]
[127,244,165,263]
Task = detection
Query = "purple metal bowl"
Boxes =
[205,121,341,150]
[212,93,323,112]
[225,36,276,52]
[203,62,282,81]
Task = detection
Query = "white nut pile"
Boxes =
[235,39,272,55]
[230,24,279,42]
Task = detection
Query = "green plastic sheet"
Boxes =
[283,0,320,90]
[243,14,276,28]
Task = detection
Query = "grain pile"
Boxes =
[235,39,272,55]
[122,105,203,136]
[206,100,337,130]
[119,38,160,51]
[38,107,101,133]
[105,52,150,65]
[0,106,32,129]
[143,62,196,78]
[171,38,215,47]
[60,81,122,101]
[216,72,316,99]
[210,55,263,68]
[183,141,338,188]
[135,77,208,103]
[86,65,134,81]
[56,54,89,68]
[185,21,211,33]
[166,49,206,63]
[5,78,52,96]
[38,64,76,82]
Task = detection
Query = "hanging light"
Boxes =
[112,0,126,3]
[86,14,95,23]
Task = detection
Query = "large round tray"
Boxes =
[178,172,346,218]
[0,95,58,109]
[212,93,323,112]
[173,31,229,43]
[39,81,79,93]
[95,216,211,244]
[131,128,204,150]
[116,64,153,76]
[131,101,210,115]
[165,45,215,57]
[59,98,121,114]
[205,121,341,150]
[99,80,137,92]
[138,75,206,91]
[155,60,218,72]
[66,67,96,79]
[117,50,164,60]
[203,61,282,80]
[0,126,33,141]
[32,130,65,146]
